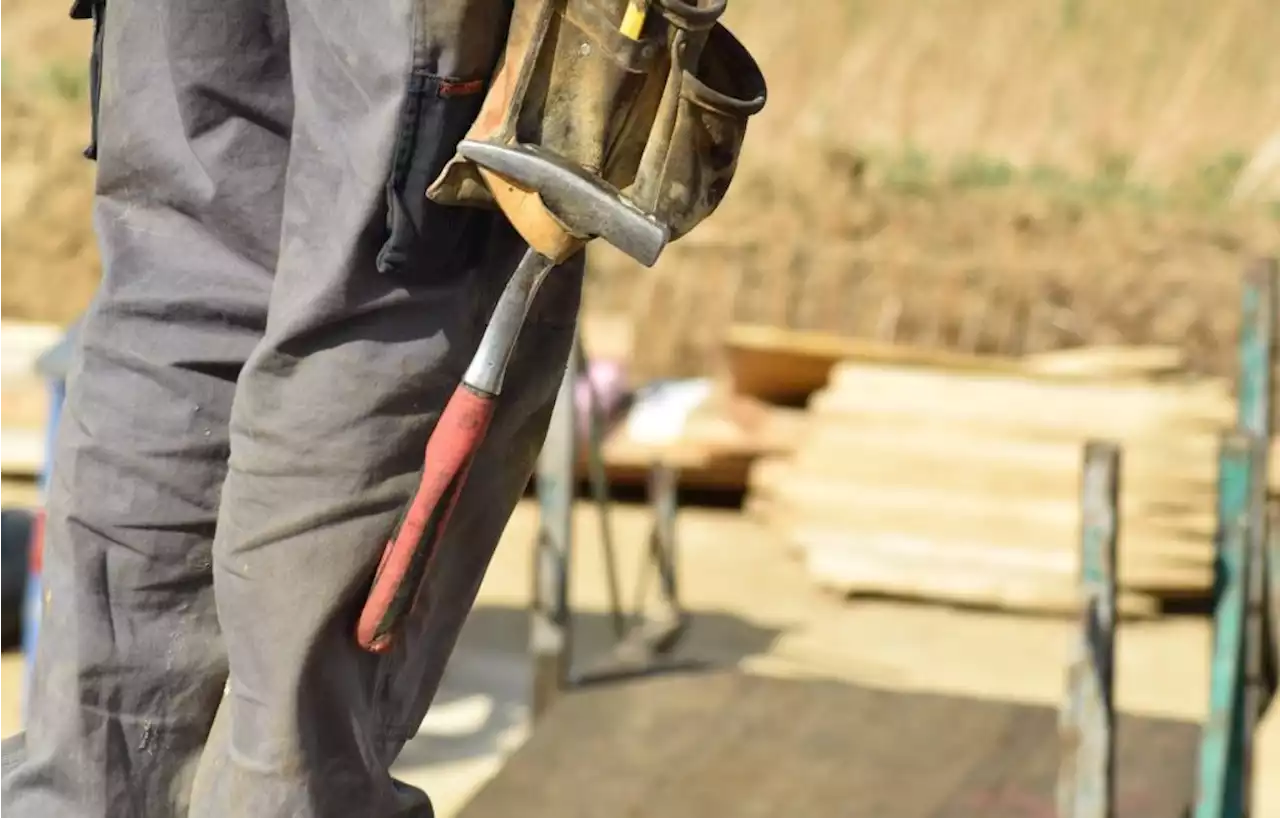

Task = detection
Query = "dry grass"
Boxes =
[1,2,98,325]
[3,0,1279,377]
[600,0,1280,381]
[724,0,1280,201]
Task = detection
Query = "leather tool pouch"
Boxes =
[427,0,766,248]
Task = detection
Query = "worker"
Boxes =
[0,1,582,816]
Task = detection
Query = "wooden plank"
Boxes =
[0,320,64,382]
[816,365,1234,438]
[780,443,1220,506]
[790,526,1212,594]
[1024,345,1186,380]
[588,396,803,491]
[0,428,45,478]
[723,323,1026,402]
[750,462,1217,547]
[788,422,1280,490]
[1,478,42,508]
[1,375,49,431]
[724,323,1193,403]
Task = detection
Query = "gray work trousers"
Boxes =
[0,0,581,815]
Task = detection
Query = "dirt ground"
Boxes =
[3,498,1278,816]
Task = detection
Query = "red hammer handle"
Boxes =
[356,384,496,653]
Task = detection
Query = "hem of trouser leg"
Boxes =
[1,733,26,775]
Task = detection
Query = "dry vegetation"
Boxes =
[603,0,1280,381]
[1,0,97,324]
[3,0,1279,379]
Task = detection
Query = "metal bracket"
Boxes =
[530,330,695,721]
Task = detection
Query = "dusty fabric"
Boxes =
[0,0,582,815]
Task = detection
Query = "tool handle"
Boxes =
[356,384,496,653]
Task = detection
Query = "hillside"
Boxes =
[4,0,1278,379]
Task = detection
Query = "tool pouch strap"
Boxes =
[428,0,766,248]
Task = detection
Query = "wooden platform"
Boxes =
[459,670,1199,818]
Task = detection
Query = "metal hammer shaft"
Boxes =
[356,247,557,653]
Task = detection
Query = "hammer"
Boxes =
[356,141,668,653]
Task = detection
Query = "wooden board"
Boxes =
[816,364,1234,436]
[585,397,804,491]
[724,324,1025,402]
[790,421,1280,490]
[1,376,48,429]
[459,670,1199,818]
[750,462,1216,544]
[0,321,64,381]
[794,525,1210,595]
[724,323,1192,403]
[0,430,45,478]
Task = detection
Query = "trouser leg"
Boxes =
[185,1,583,816]
[0,0,292,814]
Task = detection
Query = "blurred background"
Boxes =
[3,0,1280,815]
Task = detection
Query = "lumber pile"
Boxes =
[746,344,1272,617]
[584,380,804,491]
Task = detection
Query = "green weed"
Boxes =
[36,62,89,102]
[948,154,1018,189]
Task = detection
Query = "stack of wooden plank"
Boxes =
[745,341,1275,617]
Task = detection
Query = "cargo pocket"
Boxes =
[70,0,106,161]
[376,72,490,280]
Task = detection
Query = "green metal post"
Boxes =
[1238,259,1279,811]
[1195,433,1256,818]
[1058,441,1120,818]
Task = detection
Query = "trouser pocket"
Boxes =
[376,72,491,280]
[70,0,107,161]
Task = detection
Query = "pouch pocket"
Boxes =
[376,72,490,279]
[70,0,106,161]
[629,20,767,241]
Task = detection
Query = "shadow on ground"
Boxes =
[392,603,784,772]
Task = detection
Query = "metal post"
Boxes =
[1240,259,1277,818]
[576,341,625,639]
[530,333,578,720]
[1194,433,1255,818]
[1058,441,1120,818]
[1238,259,1279,717]
[648,462,683,642]
[1193,259,1278,818]
[1236,259,1276,441]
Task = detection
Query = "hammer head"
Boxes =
[457,140,669,268]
